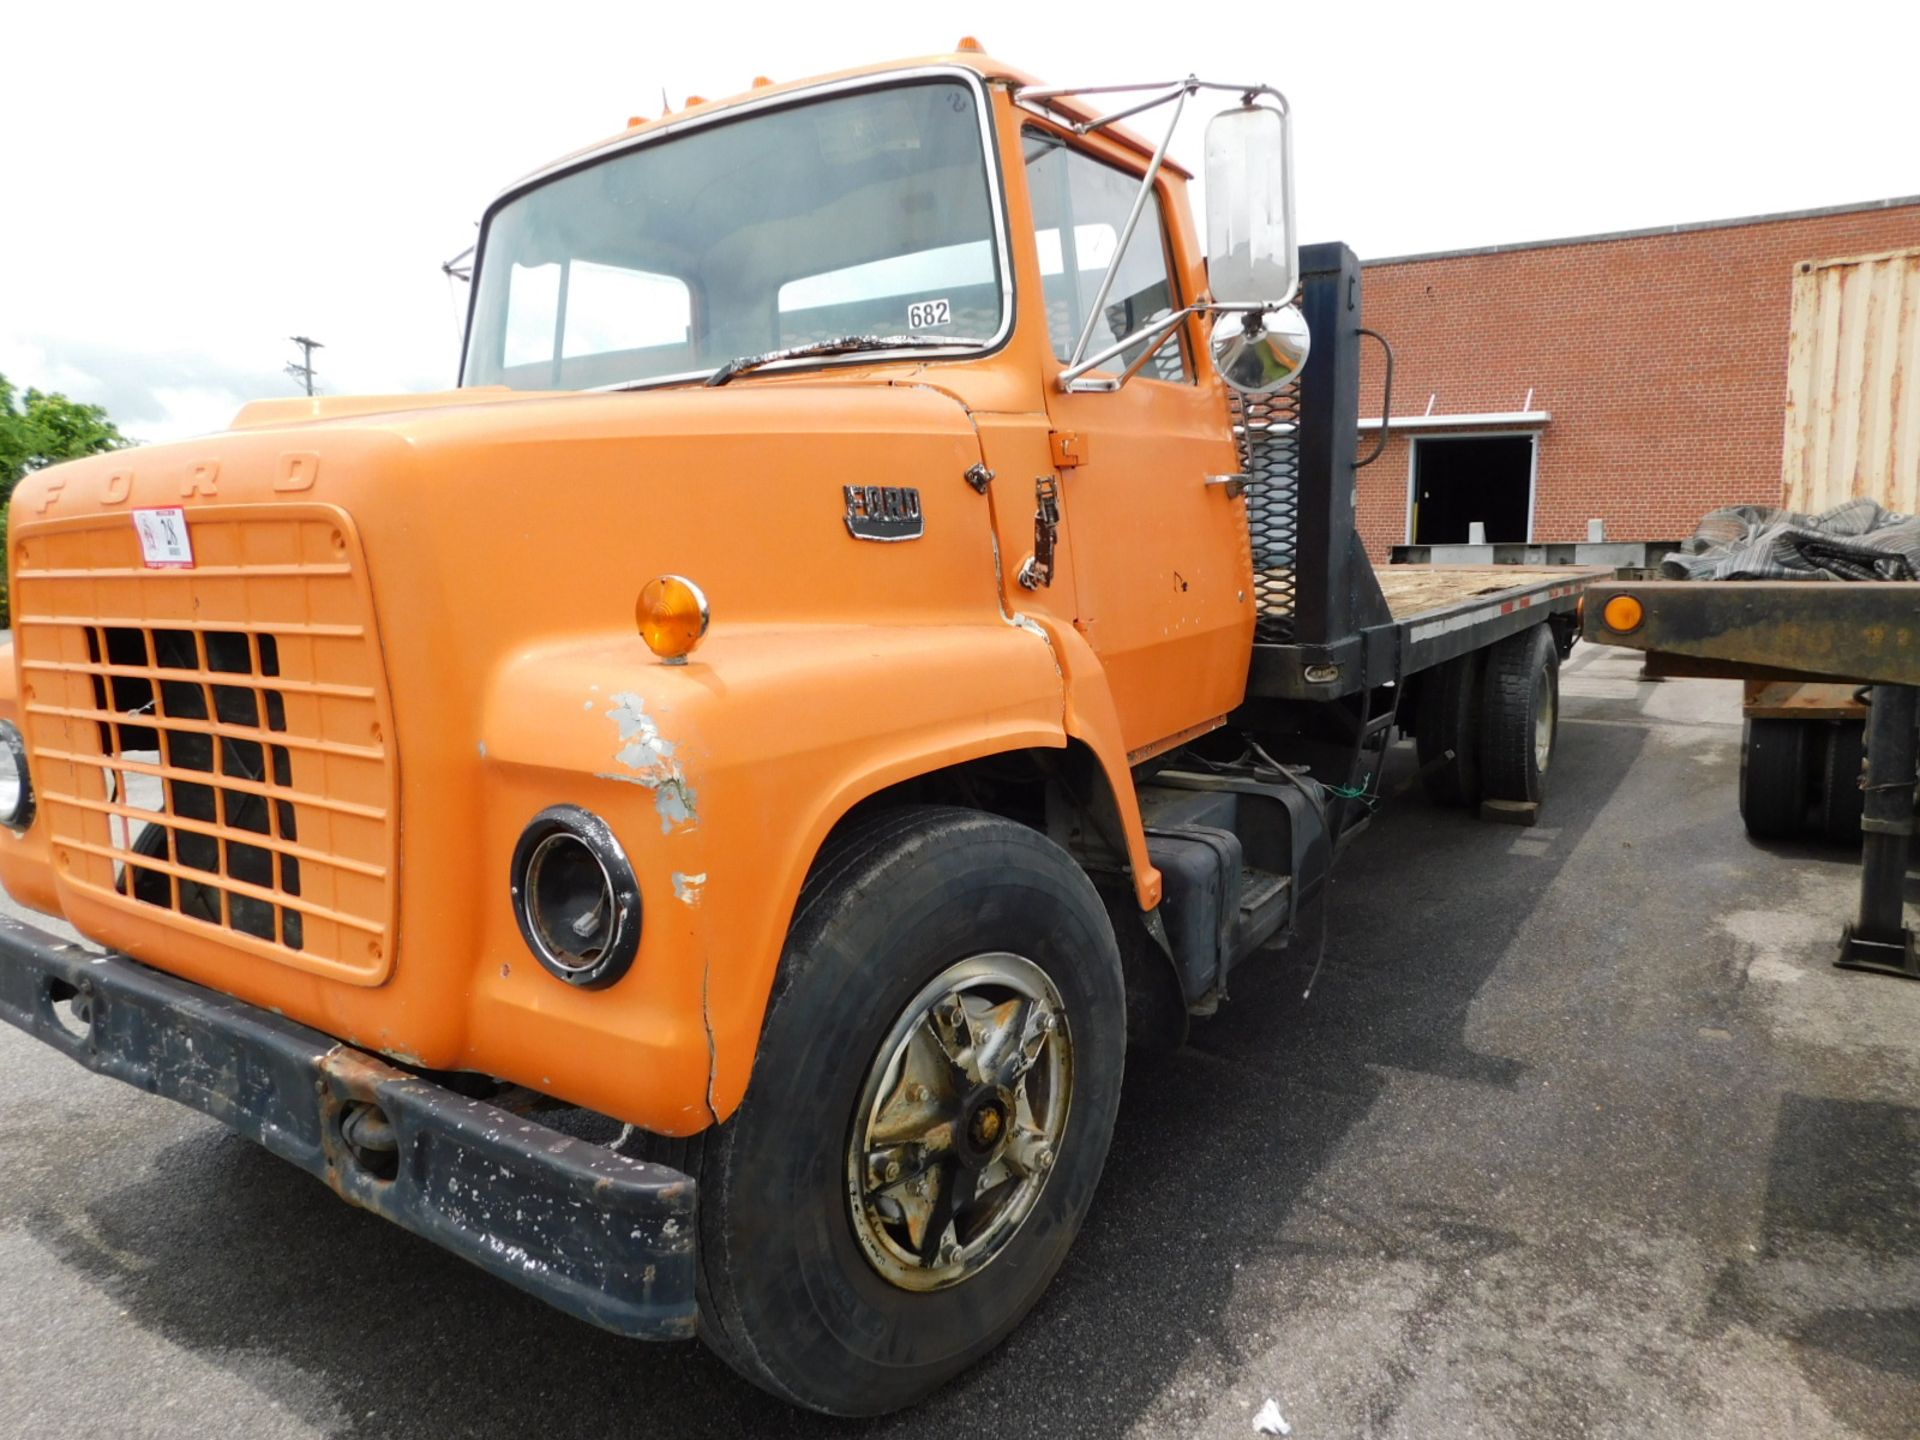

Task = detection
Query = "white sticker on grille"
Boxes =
[133,508,195,569]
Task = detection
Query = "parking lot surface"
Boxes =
[1,643,1915,1438]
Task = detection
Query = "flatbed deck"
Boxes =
[1583,577,1920,686]
[1383,564,1606,673]
[1375,565,1597,622]
[1248,564,1607,699]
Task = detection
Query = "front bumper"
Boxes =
[0,914,698,1339]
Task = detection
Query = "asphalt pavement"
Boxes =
[1,643,1915,1438]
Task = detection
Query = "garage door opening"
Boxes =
[1410,435,1535,545]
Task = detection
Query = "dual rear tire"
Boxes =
[1739,717,1865,843]
[1417,624,1560,808]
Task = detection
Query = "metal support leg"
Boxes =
[1836,683,1920,978]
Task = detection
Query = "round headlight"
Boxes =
[0,720,35,831]
[509,805,641,987]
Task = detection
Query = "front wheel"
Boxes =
[692,806,1127,1415]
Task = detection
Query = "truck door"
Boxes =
[1021,128,1253,758]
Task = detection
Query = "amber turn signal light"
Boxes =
[1600,594,1644,633]
[638,575,711,663]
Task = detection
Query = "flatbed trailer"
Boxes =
[1584,577,1920,979]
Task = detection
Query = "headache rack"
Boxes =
[11,504,399,986]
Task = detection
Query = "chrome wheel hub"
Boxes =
[846,953,1072,1292]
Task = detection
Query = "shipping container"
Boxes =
[1781,245,1920,515]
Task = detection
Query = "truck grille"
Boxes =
[12,505,398,985]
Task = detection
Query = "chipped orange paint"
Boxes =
[0,51,1253,1132]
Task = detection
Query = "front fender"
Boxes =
[472,618,1069,1128]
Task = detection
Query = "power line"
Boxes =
[286,335,323,397]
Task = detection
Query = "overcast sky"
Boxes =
[4,1,1915,444]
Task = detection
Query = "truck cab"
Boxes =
[0,48,1585,1415]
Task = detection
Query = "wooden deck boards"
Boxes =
[1373,565,1587,621]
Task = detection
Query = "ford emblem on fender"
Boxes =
[844,484,924,542]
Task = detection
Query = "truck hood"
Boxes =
[2,376,1013,1098]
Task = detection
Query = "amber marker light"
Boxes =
[638,575,711,663]
[1601,594,1644,633]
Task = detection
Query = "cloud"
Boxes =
[0,334,446,445]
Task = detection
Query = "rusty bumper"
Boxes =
[0,914,698,1340]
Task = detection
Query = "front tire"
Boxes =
[693,806,1127,1415]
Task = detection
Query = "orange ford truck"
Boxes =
[0,48,1601,1414]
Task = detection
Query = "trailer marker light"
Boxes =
[1601,595,1644,633]
[637,575,711,663]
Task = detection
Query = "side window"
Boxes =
[1022,130,1189,382]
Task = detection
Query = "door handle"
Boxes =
[1204,473,1248,499]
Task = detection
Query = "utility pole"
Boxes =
[286,336,323,397]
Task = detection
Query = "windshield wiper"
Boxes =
[703,333,989,387]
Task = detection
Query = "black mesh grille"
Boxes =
[1235,387,1302,642]
[83,625,305,950]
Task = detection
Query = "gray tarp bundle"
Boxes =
[1661,498,1920,582]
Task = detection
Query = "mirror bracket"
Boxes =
[1015,77,1294,392]
[1021,76,1290,384]
[1055,300,1279,394]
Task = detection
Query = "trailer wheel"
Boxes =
[1817,720,1866,844]
[1739,718,1813,839]
[690,806,1126,1416]
[1415,653,1482,806]
[1478,625,1559,805]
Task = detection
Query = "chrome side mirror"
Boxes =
[1204,103,1296,308]
[1211,305,1310,394]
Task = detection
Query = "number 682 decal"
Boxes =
[906,298,951,330]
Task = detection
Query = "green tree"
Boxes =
[0,373,132,624]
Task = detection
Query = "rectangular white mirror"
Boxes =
[1204,105,1296,307]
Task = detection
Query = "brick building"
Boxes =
[1352,196,1920,564]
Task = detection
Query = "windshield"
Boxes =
[461,78,1006,390]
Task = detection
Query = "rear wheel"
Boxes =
[1415,653,1483,806]
[1739,717,1813,839]
[1817,720,1866,844]
[1478,625,1560,805]
[691,806,1126,1415]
